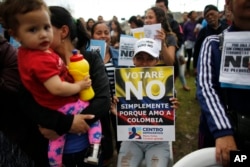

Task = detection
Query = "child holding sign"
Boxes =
[114,38,179,167]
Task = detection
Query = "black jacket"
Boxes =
[0,36,23,140]
[193,22,229,69]
[0,36,37,166]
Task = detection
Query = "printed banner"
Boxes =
[219,32,250,89]
[115,66,175,141]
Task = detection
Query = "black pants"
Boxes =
[0,131,35,167]
[198,111,250,150]
[198,113,215,149]
[110,113,121,153]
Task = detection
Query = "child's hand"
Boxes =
[110,96,119,115]
[78,75,92,90]
[170,97,179,110]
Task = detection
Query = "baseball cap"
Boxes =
[204,4,219,16]
[133,38,160,58]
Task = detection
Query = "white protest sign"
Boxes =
[219,32,250,89]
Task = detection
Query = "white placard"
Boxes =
[219,32,250,89]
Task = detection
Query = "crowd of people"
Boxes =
[1,0,249,167]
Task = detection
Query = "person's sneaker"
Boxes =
[84,144,101,165]
[178,56,186,65]
[183,86,191,91]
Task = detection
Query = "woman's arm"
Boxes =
[161,44,176,66]
[156,30,176,65]
[19,85,93,136]
[18,85,74,135]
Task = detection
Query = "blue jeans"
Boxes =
[117,141,170,167]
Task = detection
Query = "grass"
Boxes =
[173,72,201,163]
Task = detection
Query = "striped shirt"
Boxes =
[105,58,116,96]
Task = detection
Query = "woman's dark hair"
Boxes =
[188,11,195,19]
[86,18,95,31]
[111,20,124,35]
[128,16,144,27]
[149,7,178,47]
[149,7,172,33]
[49,6,90,50]
[128,16,137,23]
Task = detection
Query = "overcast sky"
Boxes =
[45,0,225,21]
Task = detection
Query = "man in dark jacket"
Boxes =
[197,0,250,165]
[193,4,229,75]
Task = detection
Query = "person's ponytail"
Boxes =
[75,18,90,50]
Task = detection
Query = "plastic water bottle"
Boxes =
[68,49,95,101]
